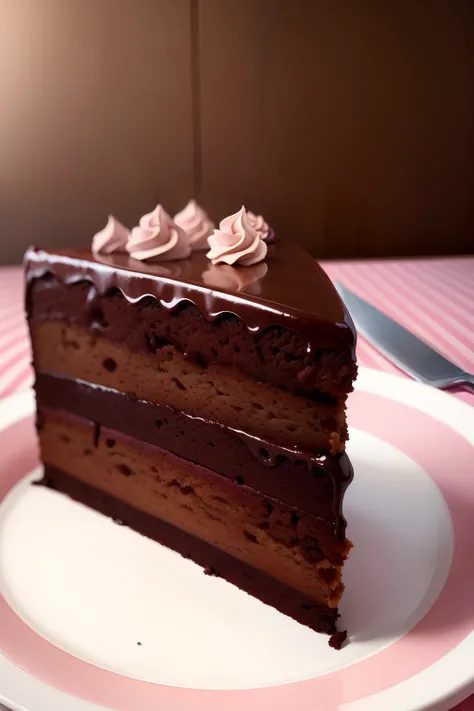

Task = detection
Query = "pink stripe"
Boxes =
[342,265,474,371]
[0,321,26,339]
[362,269,474,369]
[343,267,472,375]
[0,339,30,377]
[421,262,474,300]
[0,303,23,316]
[0,347,30,383]
[403,262,474,326]
[0,328,26,351]
[0,327,29,352]
[0,301,23,309]
[356,338,397,373]
[387,262,474,332]
[422,259,474,291]
[374,263,474,349]
[0,313,25,332]
[2,366,33,397]
[0,350,30,382]
[354,339,374,369]
[0,286,23,298]
[332,267,420,379]
[319,259,474,391]
[0,294,22,304]
[365,347,401,375]
[0,339,30,364]
[322,263,350,281]
[0,266,22,275]
[0,276,22,288]
[0,274,22,283]
[431,258,474,277]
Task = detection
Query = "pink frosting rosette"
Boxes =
[91,215,130,255]
[247,211,276,244]
[174,200,214,251]
[127,205,191,262]
[206,206,267,266]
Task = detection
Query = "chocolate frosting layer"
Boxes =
[35,374,353,538]
[24,242,356,361]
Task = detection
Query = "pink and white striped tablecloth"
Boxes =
[0,258,473,710]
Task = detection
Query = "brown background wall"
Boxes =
[0,0,473,263]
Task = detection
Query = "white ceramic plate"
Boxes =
[0,368,473,711]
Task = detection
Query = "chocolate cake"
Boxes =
[24,205,357,639]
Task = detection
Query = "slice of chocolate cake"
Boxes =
[24,205,357,639]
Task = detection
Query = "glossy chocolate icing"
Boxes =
[24,241,356,361]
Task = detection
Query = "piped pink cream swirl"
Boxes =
[92,215,130,255]
[207,206,267,266]
[127,205,191,262]
[174,200,214,251]
[247,211,275,244]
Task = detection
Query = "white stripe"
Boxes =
[0,339,31,365]
[435,258,474,279]
[0,311,24,328]
[0,353,30,394]
[405,262,474,322]
[342,265,474,366]
[0,320,26,337]
[386,263,474,343]
[358,337,401,373]
[421,262,474,300]
[361,266,474,362]
[0,319,28,338]
[0,328,28,354]
[429,258,474,284]
[0,318,26,341]
[354,339,374,369]
[1,366,33,396]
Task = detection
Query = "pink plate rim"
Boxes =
[0,374,473,711]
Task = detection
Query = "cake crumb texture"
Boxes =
[39,409,351,607]
[32,321,347,452]
[30,277,356,398]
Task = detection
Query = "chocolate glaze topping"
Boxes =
[24,242,356,361]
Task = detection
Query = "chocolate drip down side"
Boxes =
[35,374,353,538]
[24,244,356,366]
